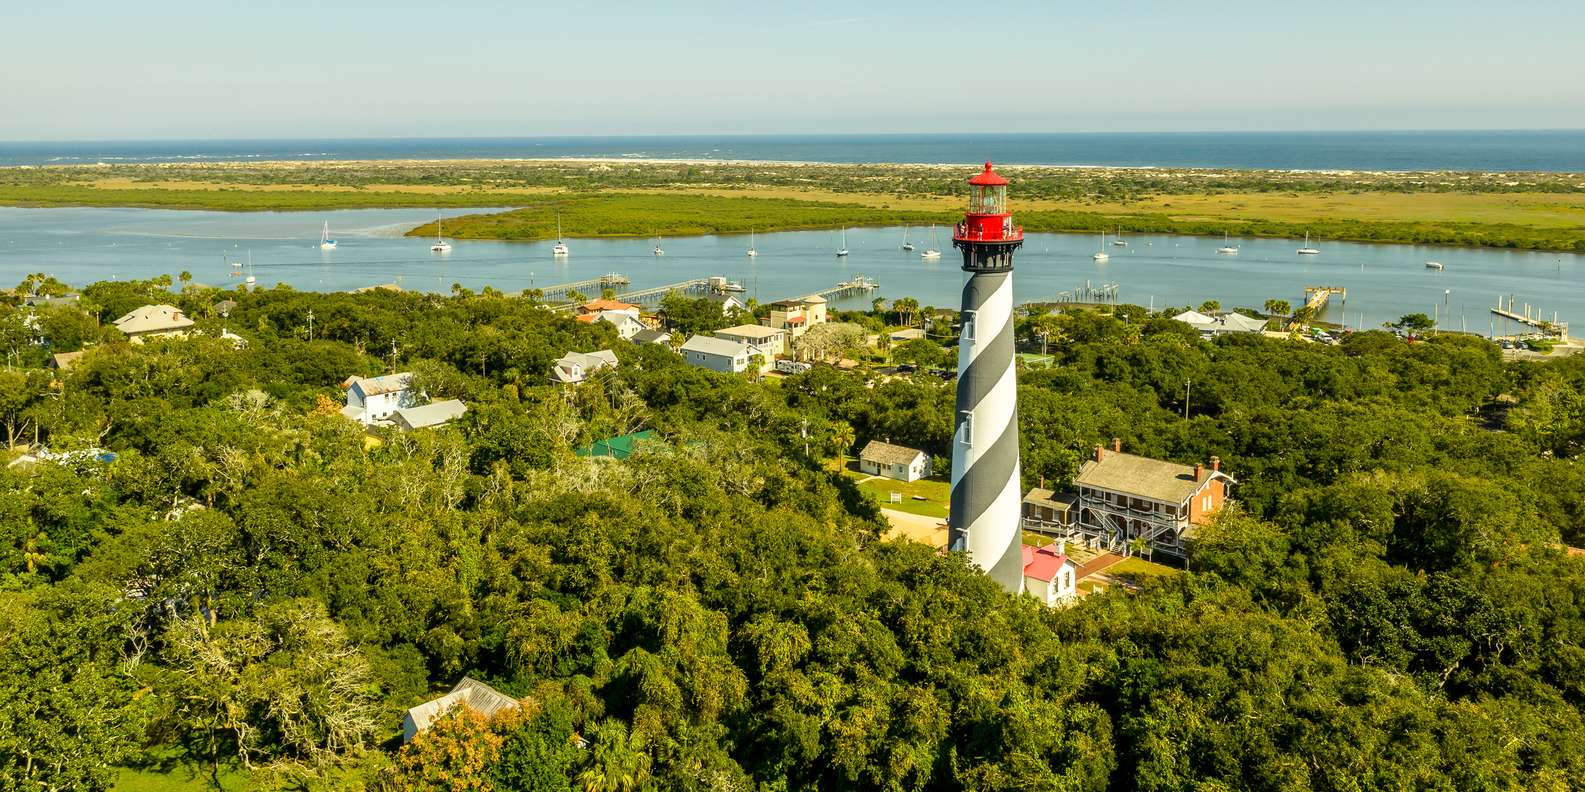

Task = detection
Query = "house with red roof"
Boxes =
[1022,542,1077,606]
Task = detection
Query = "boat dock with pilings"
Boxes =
[536,273,630,301]
[1492,295,1570,340]
[812,276,879,300]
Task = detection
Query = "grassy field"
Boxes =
[2,159,1583,251]
[844,467,951,518]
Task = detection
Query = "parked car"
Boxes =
[774,359,812,375]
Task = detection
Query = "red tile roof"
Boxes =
[579,299,638,314]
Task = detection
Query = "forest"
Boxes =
[3,276,1585,791]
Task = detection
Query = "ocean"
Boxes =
[2,131,1584,171]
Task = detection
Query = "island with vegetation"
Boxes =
[2,159,1583,251]
[4,272,1585,790]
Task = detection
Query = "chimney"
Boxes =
[1112,437,1122,453]
[1194,463,1204,481]
[1039,475,1046,490]
[1094,445,1104,462]
[1211,456,1221,473]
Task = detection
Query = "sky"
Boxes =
[4,0,1584,140]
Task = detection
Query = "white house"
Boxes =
[714,324,789,362]
[341,372,416,425]
[1173,309,1267,338]
[113,304,195,342]
[586,311,646,340]
[1022,543,1078,607]
[858,440,931,482]
[703,293,747,316]
[402,677,520,744]
[680,334,759,373]
[550,350,618,384]
[393,399,467,431]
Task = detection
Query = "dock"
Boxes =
[1492,295,1569,340]
[810,276,879,300]
[1291,286,1346,329]
[616,278,712,303]
[535,273,630,301]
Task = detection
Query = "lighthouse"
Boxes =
[949,162,1025,593]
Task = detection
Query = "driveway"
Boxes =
[883,508,947,548]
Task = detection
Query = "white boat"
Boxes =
[653,234,665,256]
[747,229,757,257]
[1112,225,1128,246]
[720,279,746,292]
[244,251,256,284]
[1093,232,1110,262]
[552,213,569,256]
[1216,232,1239,255]
[1425,261,1444,271]
[836,227,848,258]
[430,211,452,253]
[920,224,941,259]
[902,226,915,252]
[1297,232,1319,255]
[319,221,337,250]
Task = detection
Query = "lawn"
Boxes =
[844,468,951,518]
[1107,556,1183,583]
[115,763,252,792]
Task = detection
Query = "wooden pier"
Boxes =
[536,273,630,301]
[616,278,712,303]
[810,276,879,301]
[1291,286,1346,329]
[1491,295,1569,340]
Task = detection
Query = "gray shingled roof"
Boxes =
[395,399,467,429]
[681,335,747,358]
[859,440,925,466]
[1074,451,1223,504]
[715,324,784,341]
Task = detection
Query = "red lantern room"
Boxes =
[952,162,1023,272]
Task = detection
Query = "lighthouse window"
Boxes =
[961,310,975,342]
[959,411,974,445]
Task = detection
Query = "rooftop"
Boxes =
[681,334,748,358]
[1021,543,1070,583]
[631,328,670,344]
[395,399,467,429]
[715,324,785,341]
[405,677,520,738]
[1023,487,1076,513]
[577,429,659,460]
[579,298,639,314]
[1075,450,1225,504]
[113,304,195,335]
[859,440,925,466]
[347,372,413,396]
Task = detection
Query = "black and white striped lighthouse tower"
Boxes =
[949,162,1025,593]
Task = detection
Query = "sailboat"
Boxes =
[920,224,941,259]
[747,229,757,257]
[1093,232,1110,262]
[902,226,915,252]
[1216,232,1239,255]
[552,213,569,256]
[836,227,849,258]
[1112,225,1127,246]
[653,234,665,256]
[245,250,257,285]
[1297,232,1320,256]
[319,221,337,250]
[430,211,452,253]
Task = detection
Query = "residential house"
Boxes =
[23,293,80,309]
[1022,543,1078,606]
[577,429,658,460]
[213,299,238,318]
[765,295,828,346]
[858,440,931,482]
[630,328,672,346]
[49,351,86,372]
[393,399,467,431]
[341,372,416,425]
[680,334,758,373]
[703,292,747,316]
[1069,439,1233,558]
[714,324,789,359]
[1022,487,1076,528]
[550,350,618,384]
[578,310,647,340]
[219,328,248,349]
[113,304,195,342]
[402,677,520,744]
[576,298,640,317]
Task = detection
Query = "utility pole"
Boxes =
[306,308,314,340]
[1184,379,1192,421]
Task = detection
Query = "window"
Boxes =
[961,310,975,342]
[958,411,973,446]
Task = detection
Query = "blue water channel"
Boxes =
[2,206,1581,333]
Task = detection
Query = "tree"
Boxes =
[1263,298,1291,317]
[1199,299,1222,314]
[1393,313,1436,332]
[576,720,650,792]
[794,322,867,363]
[830,421,855,469]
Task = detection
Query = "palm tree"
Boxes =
[871,296,886,314]
[577,720,649,792]
[830,421,855,470]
